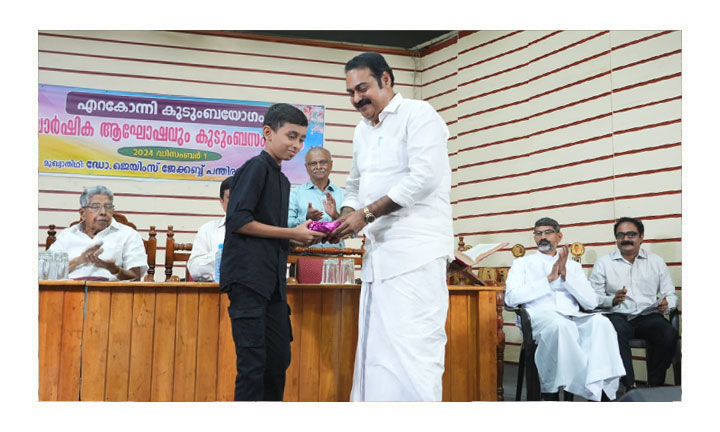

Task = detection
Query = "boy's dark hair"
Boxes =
[534,217,561,233]
[344,52,395,88]
[219,177,232,199]
[614,217,644,236]
[263,103,308,132]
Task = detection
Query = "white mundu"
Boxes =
[505,251,626,401]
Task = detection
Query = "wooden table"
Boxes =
[39,281,505,401]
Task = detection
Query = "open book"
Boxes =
[453,242,508,267]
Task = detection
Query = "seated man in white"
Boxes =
[48,185,147,281]
[505,217,625,401]
[187,177,231,281]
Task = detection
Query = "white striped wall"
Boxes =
[38,30,681,383]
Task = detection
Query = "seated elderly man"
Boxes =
[505,217,625,401]
[48,185,147,280]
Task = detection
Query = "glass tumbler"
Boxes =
[340,258,355,284]
[39,252,51,280]
[321,258,339,284]
[56,252,69,280]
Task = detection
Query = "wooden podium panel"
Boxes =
[38,281,504,401]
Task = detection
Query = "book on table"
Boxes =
[453,242,508,267]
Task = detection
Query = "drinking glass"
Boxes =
[39,252,51,280]
[56,252,69,280]
[340,258,355,284]
[321,258,339,284]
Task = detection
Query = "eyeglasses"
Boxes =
[85,204,115,212]
[306,160,330,168]
[615,231,639,240]
[532,229,556,236]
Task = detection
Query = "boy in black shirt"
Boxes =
[221,103,326,401]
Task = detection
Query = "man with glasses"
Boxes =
[288,146,345,248]
[48,185,147,280]
[589,217,678,389]
[505,217,625,401]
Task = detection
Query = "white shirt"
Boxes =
[187,217,226,281]
[341,93,454,282]
[589,248,677,315]
[505,251,598,315]
[48,218,148,280]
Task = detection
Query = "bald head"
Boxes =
[305,147,331,163]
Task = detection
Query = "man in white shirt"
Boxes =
[589,217,679,389]
[48,185,147,281]
[505,217,625,401]
[328,52,454,401]
[187,177,232,281]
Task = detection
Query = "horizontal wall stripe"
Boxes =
[458,55,680,122]
[420,55,458,74]
[458,31,523,56]
[421,71,458,87]
[419,35,458,57]
[438,104,457,113]
[39,66,350,97]
[458,33,609,94]
[458,30,564,73]
[457,214,682,236]
[455,190,681,220]
[39,189,220,201]
[325,122,355,128]
[39,207,223,218]
[176,31,416,57]
[453,166,681,204]
[39,32,359,68]
[325,138,353,144]
[39,49,355,84]
[612,30,676,51]
[425,87,457,101]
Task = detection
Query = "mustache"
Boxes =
[621,241,634,246]
[354,98,371,109]
[538,239,550,245]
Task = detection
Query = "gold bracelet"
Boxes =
[112,267,122,277]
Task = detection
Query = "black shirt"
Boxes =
[220,150,290,300]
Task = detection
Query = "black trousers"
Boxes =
[227,284,292,401]
[607,313,678,387]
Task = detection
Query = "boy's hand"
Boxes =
[292,220,326,246]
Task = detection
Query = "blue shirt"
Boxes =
[288,180,345,249]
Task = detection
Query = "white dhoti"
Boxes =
[529,309,626,401]
[350,258,449,401]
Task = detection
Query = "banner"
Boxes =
[38,85,325,184]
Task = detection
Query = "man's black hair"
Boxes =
[534,217,561,233]
[614,217,644,236]
[263,103,308,132]
[219,177,232,199]
[344,52,395,88]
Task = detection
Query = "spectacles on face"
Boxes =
[615,231,639,240]
[533,229,556,237]
[85,204,115,212]
[306,160,330,168]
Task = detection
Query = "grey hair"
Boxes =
[80,185,114,208]
[534,217,560,232]
[305,146,331,162]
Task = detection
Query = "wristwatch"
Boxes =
[362,207,376,224]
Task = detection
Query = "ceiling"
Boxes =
[236,30,454,50]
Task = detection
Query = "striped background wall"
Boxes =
[38,30,681,382]
[416,30,681,382]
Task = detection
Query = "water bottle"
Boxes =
[215,243,223,282]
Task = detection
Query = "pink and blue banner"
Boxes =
[38,84,325,184]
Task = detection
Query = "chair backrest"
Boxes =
[45,213,157,281]
[164,225,194,281]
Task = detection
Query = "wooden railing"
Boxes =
[39,281,504,401]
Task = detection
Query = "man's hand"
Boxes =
[306,203,324,221]
[291,220,327,246]
[613,287,628,306]
[322,192,339,220]
[557,245,568,281]
[657,297,669,313]
[327,210,366,244]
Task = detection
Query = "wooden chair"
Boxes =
[45,213,157,281]
[164,225,194,281]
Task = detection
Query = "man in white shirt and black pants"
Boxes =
[329,52,454,401]
[589,217,679,389]
[187,177,232,281]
